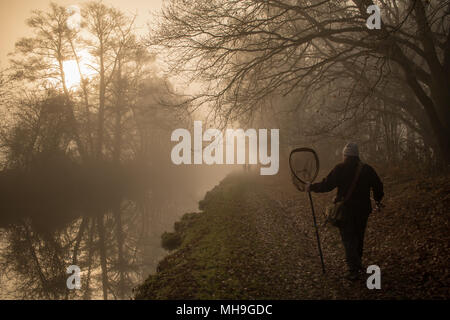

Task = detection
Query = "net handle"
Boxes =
[289,147,320,184]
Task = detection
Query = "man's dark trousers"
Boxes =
[339,206,370,273]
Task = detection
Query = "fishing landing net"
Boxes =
[289,147,325,273]
[289,147,319,190]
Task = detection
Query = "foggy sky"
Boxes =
[0,0,163,65]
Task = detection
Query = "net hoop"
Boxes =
[289,147,320,184]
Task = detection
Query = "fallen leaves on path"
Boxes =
[134,170,450,299]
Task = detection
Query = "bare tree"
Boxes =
[147,0,450,162]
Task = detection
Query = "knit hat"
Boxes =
[342,142,359,157]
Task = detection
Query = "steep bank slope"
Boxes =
[134,170,449,299]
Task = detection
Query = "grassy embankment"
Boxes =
[134,167,449,299]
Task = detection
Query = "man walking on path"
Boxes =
[306,143,384,280]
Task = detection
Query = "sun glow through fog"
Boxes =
[62,50,96,89]
[63,60,81,88]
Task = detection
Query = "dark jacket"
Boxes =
[310,157,384,213]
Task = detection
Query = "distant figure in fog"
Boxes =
[306,142,384,280]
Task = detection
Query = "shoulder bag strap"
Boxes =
[343,161,364,202]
